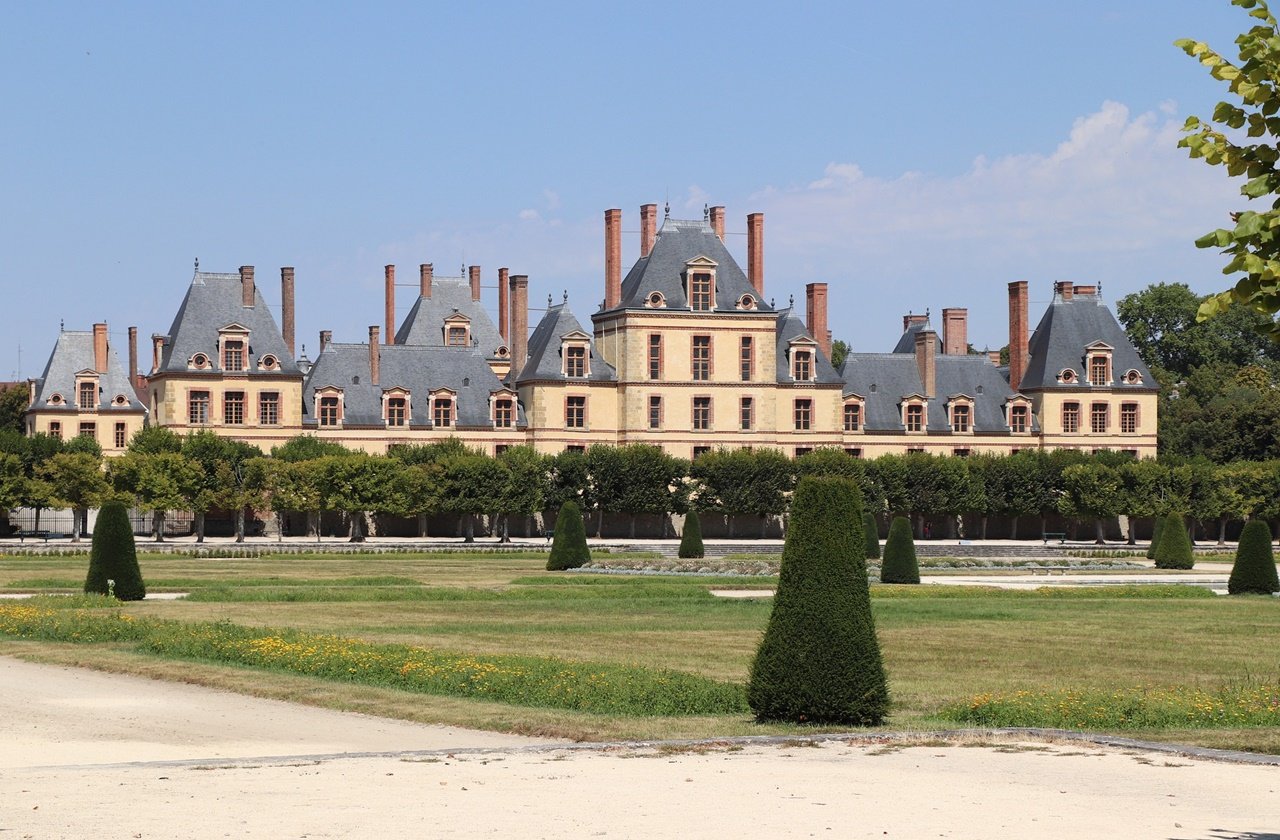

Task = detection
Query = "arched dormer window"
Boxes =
[48,393,64,406]
[189,353,211,370]
[490,389,517,429]
[683,256,718,311]
[1085,342,1114,386]
[947,395,974,434]
[736,293,757,311]
[382,388,410,428]
[560,330,592,378]
[645,291,667,308]
[429,388,456,428]
[258,354,279,372]
[315,387,344,427]
[1059,368,1078,384]
[443,312,472,347]
[787,337,819,382]
[1123,368,1143,385]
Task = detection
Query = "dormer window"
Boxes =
[1085,342,1114,386]
[565,346,587,377]
[560,331,592,378]
[683,256,718,311]
[491,389,517,429]
[843,397,864,432]
[430,389,456,428]
[443,313,472,347]
[259,354,279,371]
[1059,368,1077,384]
[223,340,245,371]
[190,353,210,370]
[948,397,974,434]
[48,393,64,406]
[1007,397,1032,434]
[736,293,757,311]
[316,388,343,427]
[112,394,128,407]
[793,350,812,381]
[78,380,97,409]
[646,291,666,308]
[496,345,510,359]
[1123,369,1142,385]
[901,397,927,433]
[382,388,410,428]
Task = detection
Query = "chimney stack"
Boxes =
[93,323,108,374]
[1074,284,1097,297]
[640,203,657,257]
[469,265,481,302]
[498,267,510,343]
[987,350,1003,366]
[151,335,163,374]
[942,308,968,355]
[604,209,622,309]
[369,326,380,386]
[419,263,433,298]
[914,329,937,399]
[1055,281,1074,302]
[709,205,725,241]
[128,326,138,386]
[510,274,529,381]
[384,265,396,344]
[805,283,831,360]
[319,330,332,353]
[902,313,929,333]
[240,265,255,307]
[747,213,764,297]
[1008,281,1029,392]
[281,267,296,357]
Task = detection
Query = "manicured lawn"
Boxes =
[1,551,1277,750]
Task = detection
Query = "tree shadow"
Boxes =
[1169,832,1280,840]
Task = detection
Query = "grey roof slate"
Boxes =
[516,303,616,385]
[1022,295,1157,392]
[157,272,300,375]
[775,308,843,384]
[302,343,524,428]
[394,280,507,357]
[28,331,146,413]
[610,218,774,313]
[892,321,929,354]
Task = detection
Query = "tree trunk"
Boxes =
[1039,515,1047,541]
[629,514,636,540]
[980,515,988,540]
[235,508,246,543]
[1094,518,1105,545]
[417,512,428,538]
[1217,516,1228,547]
[152,510,165,543]
[71,508,82,543]
[348,511,365,543]
[1009,515,1019,541]
[277,511,285,542]
[946,515,957,540]
[195,511,206,543]
[596,510,604,539]
[464,515,475,543]
[313,510,322,543]
[33,507,42,532]
[1126,515,1137,545]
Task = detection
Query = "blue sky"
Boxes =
[0,2,1256,379]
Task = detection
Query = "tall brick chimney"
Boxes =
[605,209,622,309]
[805,283,831,360]
[914,329,937,399]
[240,265,255,308]
[747,213,764,297]
[469,265,481,302]
[640,203,657,257]
[709,205,725,241]
[93,323,108,374]
[1074,284,1098,297]
[942,308,968,356]
[510,274,529,381]
[319,330,332,353]
[151,334,163,374]
[1008,281,1029,392]
[498,267,510,343]
[369,326,380,386]
[281,267,296,357]
[384,265,396,344]
[420,263,433,298]
[127,326,138,385]
[1055,281,1074,302]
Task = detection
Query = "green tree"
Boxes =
[495,445,548,541]
[126,426,183,454]
[392,461,445,537]
[263,459,325,541]
[1147,516,1166,560]
[108,451,201,541]
[316,454,396,542]
[0,383,29,434]
[272,435,350,462]
[691,447,793,538]
[600,444,688,539]
[1154,513,1196,570]
[39,452,107,542]
[678,510,704,559]
[747,476,888,725]
[880,515,919,584]
[439,452,508,541]
[1058,463,1123,544]
[1228,518,1280,594]
[830,339,850,370]
[546,499,590,570]
[83,500,145,601]
[862,511,880,560]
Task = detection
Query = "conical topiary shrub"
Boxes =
[678,510,704,559]
[546,500,590,571]
[1153,513,1194,570]
[84,500,145,601]
[863,512,880,560]
[880,515,919,584]
[1146,516,1165,560]
[1228,519,1280,595]
[748,475,889,726]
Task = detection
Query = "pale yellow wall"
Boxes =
[150,374,304,451]
[26,410,145,456]
[1032,390,1158,457]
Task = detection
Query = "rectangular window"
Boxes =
[692,396,712,430]
[1090,356,1109,385]
[319,396,340,427]
[692,446,712,459]
[951,404,971,433]
[565,396,586,428]
[692,336,711,381]
[905,403,924,432]
[793,350,812,382]
[566,445,586,453]
[1091,402,1108,434]
[740,397,753,431]
[648,396,662,430]
[78,381,96,409]
[565,345,587,377]
[906,447,925,454]
[446,326,468,346]
[495,444,510,456]
[48,421,61,440]
[223,340,244,371]
[1010,404,1028,433]
[78,422,95,438]
[690,272,713,311]
[434,398,454,427]
[1062,402,1080,433]
[1120,402,1138,434]
[845,447,862,458]
[386,396,407,427]
[494,399,514,428]
[224,392,245,425]
[795,447,813,458]
[259,392,280,426]
[189,391,210,424]
[739,337,753,382]
[648,334,662,380]
[953,448,971,457]
[843,403,861,432]
[113,423,126,449]
[794,398,812,430]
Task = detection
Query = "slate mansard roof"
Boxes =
[394,280,507,358]
[29,331,146,413]
[610,218,774,313]
[1022,294,1156,391]
[303,343,525,428]
[156,272,300,375]
[516,302,616,385]
[775,308,843,385]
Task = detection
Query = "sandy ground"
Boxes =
[3,659,1279,839]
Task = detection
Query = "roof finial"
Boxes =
[770,297,776,308]
[664,201,670,220]
[193,257,199,276]
[925,307,931,323]
[548,293,553,308]
[563,289,568,303]
[60,319,64,332]
[703,203,709,221]
[789,294,794,308]
[460,263,465,279]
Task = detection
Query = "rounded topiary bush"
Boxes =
[863,512,880,560]
[880,515,919,584]
[84,500,145,601]
[1153,513,1194,570]
[1146,516,1165,560]
[546,500,590,571]
[748,475,888,726]
[1228,519,1280,595]
[678,510,704,559]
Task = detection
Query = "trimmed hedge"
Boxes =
[748,475,888,726]
[880,515,919,584]
[1146,516,1165,560]
[1153,513,1194,570]
[84,500,145,601]
[1228,519,1280,595]
[678,511,705,559]
[863,512,880,560]
[546,500,590,571]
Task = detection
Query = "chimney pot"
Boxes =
[420,263,433,298]
[240,265,255,308]
[902,313,929,333]
[1008,281,1029,392]
[127,326,138,387]
[640,203,658,257]
[942,308,968,356]
[747,213,764,297]
[915,329,937,399]
[469,265,481,302]
[1074,284,1098,297]
[319,330,332,353]
[709,205,725,241]
[604,209,622,309]
[510,274,529,382]
[1055,281,1074,302]
[369,326,380,386]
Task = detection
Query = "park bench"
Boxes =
[15,530,67,543]
[1042,532,1067,544]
